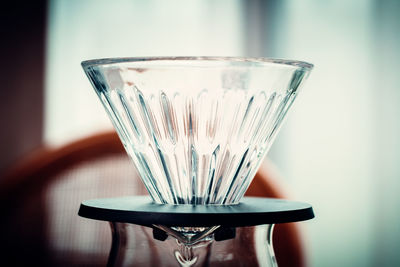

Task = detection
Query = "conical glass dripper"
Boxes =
[82,57,313,205]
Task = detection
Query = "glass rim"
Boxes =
[81,56,313,70]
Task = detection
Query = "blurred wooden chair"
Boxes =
[0,131,306,266]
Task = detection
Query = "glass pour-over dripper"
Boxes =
[82,57,313,266]
[82,57,312,205]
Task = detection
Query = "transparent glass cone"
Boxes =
[82,57,313,205]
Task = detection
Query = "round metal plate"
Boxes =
[78,196,314,227]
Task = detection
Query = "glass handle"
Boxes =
[256,224,278,267]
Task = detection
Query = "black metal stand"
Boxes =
[79,196,314,227]
[79,196,314,233]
